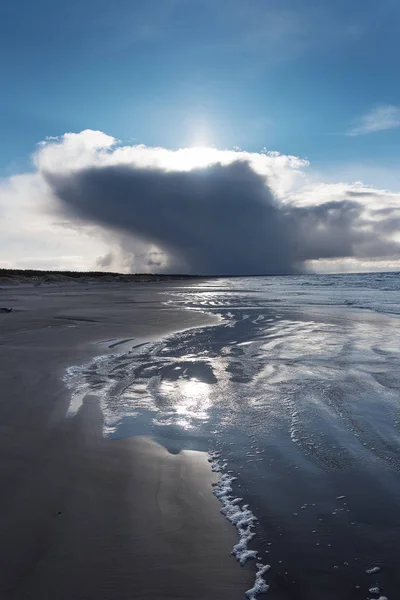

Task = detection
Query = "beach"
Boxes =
[2,273,400,600]
[0,281,253,600]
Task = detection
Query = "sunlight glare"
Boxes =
[160,376,212,430]
[177,146,219,171]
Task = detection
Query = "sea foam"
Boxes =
[245,564,271,599]
[208,451,270,597]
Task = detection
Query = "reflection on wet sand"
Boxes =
[65,275,400,599]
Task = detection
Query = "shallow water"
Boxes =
[65,273,400,599]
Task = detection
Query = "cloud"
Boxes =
[0,165,112,272]
[2,130,400,274]
[44,161,297,275]
[347,105,400,136]
[96,251,114,269]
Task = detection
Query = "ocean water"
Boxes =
[65,273,400,599]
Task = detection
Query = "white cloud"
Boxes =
[34,129,309,196]
[0,168,111,272]
[347,105,400,136]
[1,129,400,274]
[35,129,116,171]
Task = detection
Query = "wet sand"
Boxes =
[66,275,400,600]
[0,282,253,600]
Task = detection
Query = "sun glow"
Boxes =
[176,146,219,171]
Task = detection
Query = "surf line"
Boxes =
[208,451,270,598]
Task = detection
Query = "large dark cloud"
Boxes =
[44,160,400,274]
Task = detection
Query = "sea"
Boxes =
[65,272,400,600]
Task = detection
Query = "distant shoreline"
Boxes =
[1,268,399,285]
[0,268,208,285]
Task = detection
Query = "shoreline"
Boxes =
[0,282,253,599]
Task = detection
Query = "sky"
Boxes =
[1,0,400,274]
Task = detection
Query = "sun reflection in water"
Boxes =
[159,377,211,430]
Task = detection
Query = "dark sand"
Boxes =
[0,282,253,599]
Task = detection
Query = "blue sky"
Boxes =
[2,0,400,176]
[1,0,400,274]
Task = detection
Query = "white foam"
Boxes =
[366,566,381,575]
[208,451,270,597]
[245,564,271,599]
[212,472,257,564]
